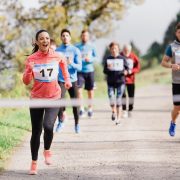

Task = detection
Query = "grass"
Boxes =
[0,108,30,171]
[136,64,171,88]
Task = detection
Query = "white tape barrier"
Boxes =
[0,99,90,108]
[0,95,176,108]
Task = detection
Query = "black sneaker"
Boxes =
[111,112,116,121]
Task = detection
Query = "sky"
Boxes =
[96,0,180,57]
[21,0,180,58]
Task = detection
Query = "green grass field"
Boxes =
[0,108,30,170]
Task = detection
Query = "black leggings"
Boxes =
[30,107,59,161]
[58,81,79,125]
[122,84,135,111]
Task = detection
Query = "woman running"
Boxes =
[103,42,129,124]
[23,29,71,175]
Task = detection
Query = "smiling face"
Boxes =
[36,31,50,53]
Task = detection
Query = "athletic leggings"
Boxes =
[108,83,125,107]
[58,81,79,125]
[122,84,135,111]
[30,107,59,161]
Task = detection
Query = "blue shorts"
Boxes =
[77,72,94,90]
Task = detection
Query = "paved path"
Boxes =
[1,84,180,180]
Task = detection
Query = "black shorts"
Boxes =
[77,72,94,90]
[172,83,180,105]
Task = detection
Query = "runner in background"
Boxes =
[161,22,180,137]
[22,29,71,175]
[50,38,57,50]
[56,29,82,133]
[103,42,129,125]
[120,44,140,118]
[75,30,97,118]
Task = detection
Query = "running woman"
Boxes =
[121,44,140,118]
[161,22,180,137]
[103,42,129,124]
[56,29,82,133]
[23,29,71,175]
[75,30,97,118]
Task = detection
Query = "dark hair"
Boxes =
[109,41,120,49]
[32,29,48,54]
[175,22,180,32]
[81,29,89,34]
[50,38,56,45]
[61,28,71,36]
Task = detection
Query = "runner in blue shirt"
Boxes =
[75,30,97,118]
[56,29,82,133]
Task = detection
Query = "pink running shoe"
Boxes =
[29,161,37,175]
[43,150,52,165]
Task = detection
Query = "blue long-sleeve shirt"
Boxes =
[75,42,97,73]
[56,44,82,82]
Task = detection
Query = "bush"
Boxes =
[94,63,105,82]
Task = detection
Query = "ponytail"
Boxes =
[31,29,48,54]
[32,44,39,54]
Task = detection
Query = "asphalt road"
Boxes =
[1,84,180,180]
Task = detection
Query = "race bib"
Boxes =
[175,50,180,64]
[107,59,124,71]
[33,62,59,82]
[64,52,74,62]
[81,50,91,59]
[127,58,134,69]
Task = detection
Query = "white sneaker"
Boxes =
[116,119,121,125]
[122,111,128,118]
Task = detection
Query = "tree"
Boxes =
[0,0,144,91]
[162,11,180,51]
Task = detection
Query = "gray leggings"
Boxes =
[30,107,59,161]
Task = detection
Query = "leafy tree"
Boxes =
[162,11,180,51]
[0,0,144,91]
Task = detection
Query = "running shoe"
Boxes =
[43,150,52,165]
[75,124,80,133]
[88,110,93,118]
[116,119,121,125]
[79,109,85,117]
[55,121,64,133]
[29,161,37,175]
[111,112,116,121]
[169,121,176,137]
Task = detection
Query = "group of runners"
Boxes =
[22,22,180,175]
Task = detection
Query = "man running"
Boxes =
[75,30,97,118]
[56,29,82,133]
[161,22,180,137]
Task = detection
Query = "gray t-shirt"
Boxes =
[165,40,180,84]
